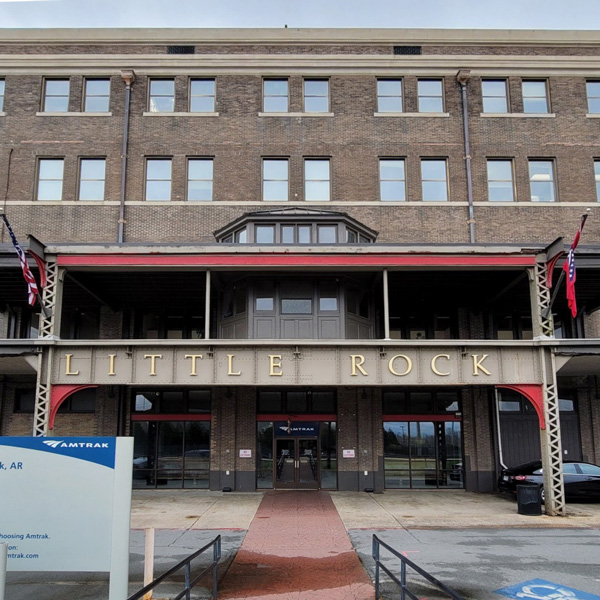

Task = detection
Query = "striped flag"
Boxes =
[1,214,39,306]
[563,214,588,318]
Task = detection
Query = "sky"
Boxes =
[0,0,599,30]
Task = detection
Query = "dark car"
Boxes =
[498,460,600,502]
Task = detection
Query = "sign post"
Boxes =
[0,437,133,599]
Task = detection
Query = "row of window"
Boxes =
[34,156,600,203]
[1,77,600,115]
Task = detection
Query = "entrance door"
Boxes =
[275,438,319,489]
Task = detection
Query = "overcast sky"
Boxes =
[0,0,599,30]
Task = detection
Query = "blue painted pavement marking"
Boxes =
[495,579,600,600]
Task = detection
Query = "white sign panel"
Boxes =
[0,436,132,578]
[239,449,252,458]
[343,449,356,458]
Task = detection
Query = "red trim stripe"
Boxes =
[57,254,536,268]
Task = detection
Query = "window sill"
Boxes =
[36,111,113,117]
[480,113,555,118]
[374,112,449,118]
[258,112,334,117]
[0,111,5,117]
[142,111,219,117]
[586,113,600,118]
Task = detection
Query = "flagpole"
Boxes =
[540,210,589,320]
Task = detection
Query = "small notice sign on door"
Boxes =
[343,449,355,458]
[239,449,252,458]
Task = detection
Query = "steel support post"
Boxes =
[33,261,60,437]
[530,262,566,515]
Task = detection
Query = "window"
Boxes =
[0,79,4,111]
[79,158,106,201]
[380,159,406,201]
[187,158,213,201]
[522,80,549,113]
[263,79,288,112]
[57,388,96,413]
[84,78,110,112]
[37,158,64,201]
[281,225,311,243]
[43,79,69,112]
[595,161,600,201]
[317,225,336,243]
[481,79,508,113]
[190,79,215,112]
[305,159,330,201]
[145,158,172,201]
[377,79,402,112]
[529,160,555,202]
[487,160,514,202]
[14,389,35,413]
[421,159,448,201]
[418,79,444,112]
[587,81,600,114]
[256,225,275,244]
[149,79,175,112]
[263,159,289,201]
[304,79,329,113]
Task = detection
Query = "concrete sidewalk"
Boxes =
[6,490,600,600]
[130,489,600,531]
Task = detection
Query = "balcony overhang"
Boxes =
[0,345,39,375]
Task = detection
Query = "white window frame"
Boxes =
[262,158,289,201]
[481,79,509,113]
[594,160,600,201]
[303,79,330,113]
[78,158,106,201]
[148,78,175,113]
[263,79,289,113]
[0,79,5,112]
[586,81,600,114]
[43,79,70,112]
[37,158,64,201]
[379,159,406,201]
[189,78,216,113]
[304,159,331,202]
[377,79,403,113]
[487,159,515,202]
[145,158,172,201]
[528,159,556,202]
[187,158,214,202]
[84,78,110,112]
[417,79,444,113]
[420,159,448,201]
[522,80,549,114]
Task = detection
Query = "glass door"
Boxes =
[275,438,319,489]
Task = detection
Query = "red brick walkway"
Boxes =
[219,491,375,600]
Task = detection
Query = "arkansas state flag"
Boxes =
[563,214,588,318]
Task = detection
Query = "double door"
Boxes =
[275,438,319,489]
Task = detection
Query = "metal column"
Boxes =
[33,260,60,437]
[530,261,566,515]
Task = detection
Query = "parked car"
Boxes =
[498,460,600,502]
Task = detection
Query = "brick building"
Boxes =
[0,28,599,513]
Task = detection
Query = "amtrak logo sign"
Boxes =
[2,437,116,469]
[43,440,110,449]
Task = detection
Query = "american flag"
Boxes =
[562,214,588,318]
[1,214,39,306]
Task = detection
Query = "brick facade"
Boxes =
[0,28,599,495]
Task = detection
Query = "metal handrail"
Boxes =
[127,535,221,600]
[372,535,464,600]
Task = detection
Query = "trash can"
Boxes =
[516,484,542,515]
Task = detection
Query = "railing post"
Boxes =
[401,562,406,600]
[213,537,220,600]
[372,536,380,600]
[185,563,191,600]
